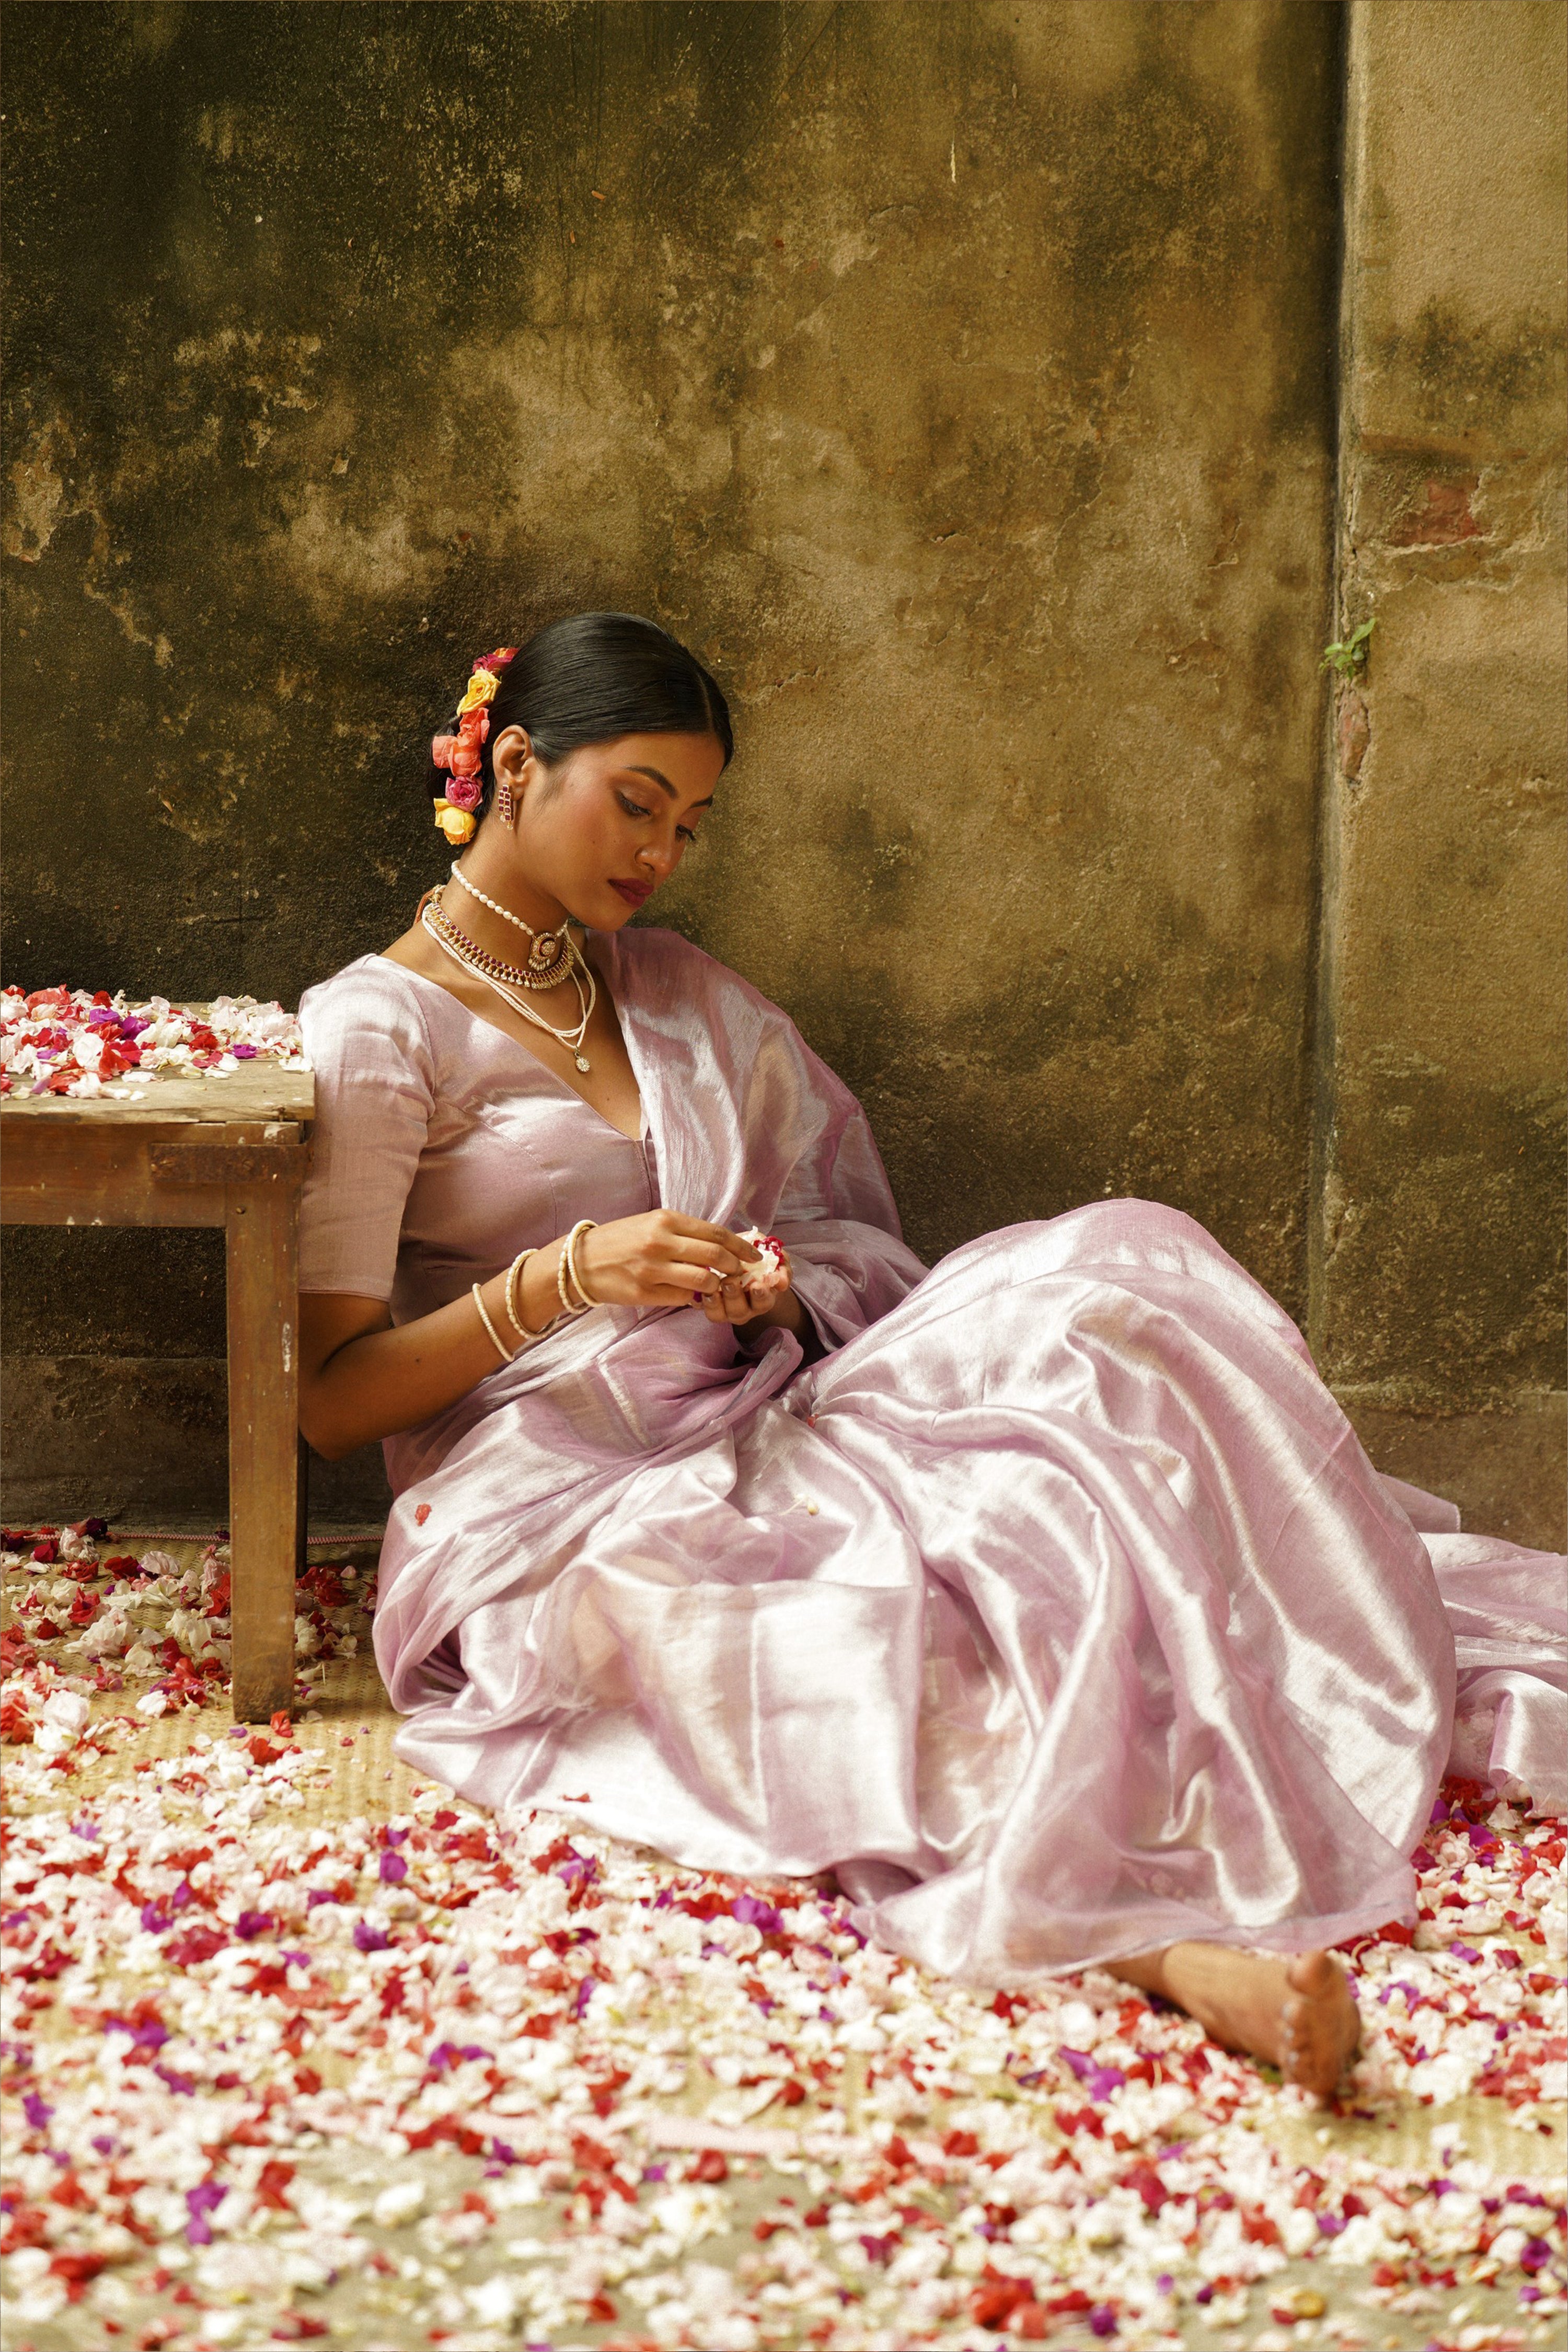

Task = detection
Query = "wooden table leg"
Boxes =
[296,1432,310,1574]
[226,1179,301,1721]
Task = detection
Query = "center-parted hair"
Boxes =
[425,612,733,820]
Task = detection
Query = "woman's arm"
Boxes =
[299,1210,766,1458]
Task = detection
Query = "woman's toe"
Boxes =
[1288,1949,1338,2001]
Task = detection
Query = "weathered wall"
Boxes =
[2,2,1558,1541]
[1318,0,1566,1542]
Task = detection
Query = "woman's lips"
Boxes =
[609,879,654,907]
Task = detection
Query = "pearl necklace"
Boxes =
[421,889,597,1072]
[446,861,577,989]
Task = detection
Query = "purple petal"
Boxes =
[732,1894,785,1934]
[185,2180,226,2240]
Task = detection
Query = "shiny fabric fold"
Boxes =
[297,930,1567,1986]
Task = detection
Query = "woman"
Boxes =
[298,613,1565,2103]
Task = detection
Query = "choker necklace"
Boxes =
[447,861,576,989]
[421,889,597,1073]
[425,891,578,996]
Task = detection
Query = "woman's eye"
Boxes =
[616,794,651,820]
[677,826,699,845]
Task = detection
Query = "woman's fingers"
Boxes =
[658,1215,762,1270]
[662,1259,736,1295]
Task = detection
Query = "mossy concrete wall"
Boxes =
[2,1,1561,1543]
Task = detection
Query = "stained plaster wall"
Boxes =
[1,1,1560,1543]
[1315,0,1566,1543]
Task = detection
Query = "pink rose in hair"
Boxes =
[444,775,482,812]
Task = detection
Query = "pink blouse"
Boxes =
[296,954,659,1323]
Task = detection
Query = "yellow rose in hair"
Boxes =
[433,800,477,844]
[457,670,500,714]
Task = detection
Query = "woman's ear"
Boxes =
[490,724,533,826]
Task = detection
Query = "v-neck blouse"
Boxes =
[296,953,659,1323]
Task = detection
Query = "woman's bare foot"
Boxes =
[1110,1941,1359,2101]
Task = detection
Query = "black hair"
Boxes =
[426,610,732,818]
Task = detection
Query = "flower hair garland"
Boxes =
[430,646,517,844]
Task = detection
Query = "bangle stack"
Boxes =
[473,1228,598,1368]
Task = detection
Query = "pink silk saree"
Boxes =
[298,929,1566,1985]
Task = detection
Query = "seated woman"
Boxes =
[297,612,1565,2104]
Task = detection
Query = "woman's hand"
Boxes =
[572,1210,759,1314]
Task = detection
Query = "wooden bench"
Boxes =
[1,1057,314,1720]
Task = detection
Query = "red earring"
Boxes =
[494,773,514,825]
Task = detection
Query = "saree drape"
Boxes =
[298,930,1565,1984]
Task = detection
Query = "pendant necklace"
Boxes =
[421,889,597,1071]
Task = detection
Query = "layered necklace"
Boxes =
[420,864,597,1073]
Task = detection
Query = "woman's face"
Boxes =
[491,728,727,930]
